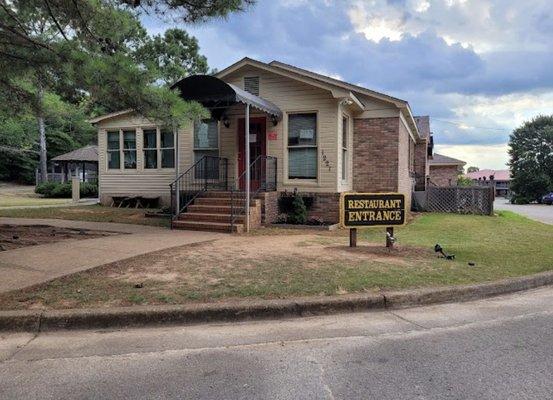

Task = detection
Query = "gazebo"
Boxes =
[50,145,99,183]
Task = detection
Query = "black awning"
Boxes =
[171,75,282,120]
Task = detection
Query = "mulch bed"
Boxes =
[0,224,121,251]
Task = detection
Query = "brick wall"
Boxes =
[353,117,400,193]
[429,165,460,186]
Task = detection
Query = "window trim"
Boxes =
[160,128,176,169]
[106,130,121,170]
[193,119,220,180]
[341,115,348,182]
[105,128,138,171]
[142,127,158,170]
[286,111,319,182]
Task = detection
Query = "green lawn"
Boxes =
[0,182,70,207]
[0,205,169,227]
[0,211,551,310]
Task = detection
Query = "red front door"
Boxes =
[238,117,266,191]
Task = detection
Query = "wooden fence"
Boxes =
[417,186,494,215]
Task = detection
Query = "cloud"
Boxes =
[141,0,553,165]
[435,144,510,170]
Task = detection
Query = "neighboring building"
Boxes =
[466,169,511,196]
[428,154,466,186]
[37,145,98,184]
[91,57,429,231]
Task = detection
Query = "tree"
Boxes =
[508,115,553,203]
[457,175,473,187]
[1,0,252,181]
[467,166,479,173]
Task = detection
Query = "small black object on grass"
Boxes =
[468,262,475,267]
[434,243,455,260]
[12,235,19,240]
[134,283,144,289]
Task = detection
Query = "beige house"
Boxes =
[91,58,429,232]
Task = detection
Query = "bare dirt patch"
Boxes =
[0,224,121,251]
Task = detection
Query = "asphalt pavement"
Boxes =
[1,287,552,399]
[494,197,553,224]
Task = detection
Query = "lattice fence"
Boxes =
[425,186,494,215]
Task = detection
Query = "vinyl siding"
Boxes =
[224,66,340,193]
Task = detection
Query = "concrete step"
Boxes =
[187,204,245,214]
[178,212,244,223]
[198,191,240,198]
[195,197,246,206]
[172,220,243,233]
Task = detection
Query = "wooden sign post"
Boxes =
[340,193,406,248]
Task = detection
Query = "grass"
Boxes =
[0,204,169,227]
[0,211,551,310]
[0,182,70,207]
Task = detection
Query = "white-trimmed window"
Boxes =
[143,128,158,169]
[143,128,175,169]
[123,130,137,169]
[160,129,175,168]
[106,129,136,170]
[341,116,348,180]
[288,113,317,180]
[107,131,120,169]
[194,119,219,179]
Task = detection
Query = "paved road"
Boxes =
[494,198,553,224]
[2,287,553,399]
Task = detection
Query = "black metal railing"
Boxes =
[169,156,228,225]
[230,155,277,230]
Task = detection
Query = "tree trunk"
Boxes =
[37,85,48,183]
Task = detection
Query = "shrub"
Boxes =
[80,182,98,198]
[50,183,72,198]
[35,181,58,197]
[287,194,307,224]
[35,181,98,198]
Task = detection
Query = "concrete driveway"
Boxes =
[494,198,553,224]
[0,218,222,293]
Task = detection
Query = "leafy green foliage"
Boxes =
[508,115,553,203]
[35,181,98,198]
[287,194,308,224]
[467,166,479,173]
[457,175,473,187]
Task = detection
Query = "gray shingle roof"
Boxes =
[52,145,98,162]
[429,153,466,166]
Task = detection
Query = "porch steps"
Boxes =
[172,190,259,233]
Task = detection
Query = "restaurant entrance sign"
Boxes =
[340,193,406,247]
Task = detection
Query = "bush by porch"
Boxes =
[0,211,551,311]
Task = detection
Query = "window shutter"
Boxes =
[244,76,260,96]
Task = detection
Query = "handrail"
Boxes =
[230,155,277,230]
[169,156,228,227]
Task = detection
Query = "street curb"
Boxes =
[1,271,552,332]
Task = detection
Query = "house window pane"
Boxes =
[107,131,119,150]
[161,149,174,168]
[108,151,120,169]
[288,114,316,146]
[288,113,317,179]
[123,130,136,169]
[160,129,175,168]
[289,148,317,179]
[194,120,218,149]
[143,129,157,148]
[143,129,157,169]
[107,131,120,169]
